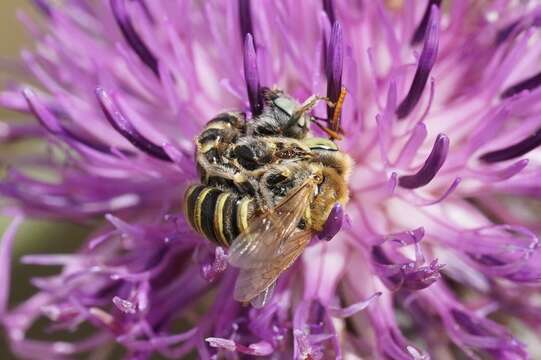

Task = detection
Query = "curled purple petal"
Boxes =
[411,0,442,45]
[479,128,541,163]
[96,87,172,161]
[22,89,63,134]
[328,292,381,318]
[383,227,425,246]
[244,33,263,116]
[317,203,344,241]
[23,89,121,155]
[399,134,449,189]
[402,259,443,290]
[419,177,461,206]
[371,246,443,291]
[110,0,159,76]
[428,294,529,359]
[459,225,541,282]
[326,22,343,120]
[397,5,440,119]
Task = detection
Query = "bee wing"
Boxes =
[228,180,315,269]
[249,281,276,308]
[233,230,312,304]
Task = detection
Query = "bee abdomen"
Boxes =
[183,185,255,247]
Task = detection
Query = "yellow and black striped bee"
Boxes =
[185,89,351,307]
[184,153,350,306]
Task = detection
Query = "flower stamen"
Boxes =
[397,5,440,120]
[501,71,541,98]
[110,0,159,77]
[399,134,449,189]
[238,0,254,43]
[243,33,263,116]
[326,22,343,123]
[322,0,336,25]
[479,128,541,163]
[96,87,172,162]
[411,0,442,45]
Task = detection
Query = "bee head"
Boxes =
[248,88,309,139]
[269,91,311,139]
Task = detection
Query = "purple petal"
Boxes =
[480,128,541,163]
[96,87,172,162]
[394,122,428,167]
[244,33,262,116]
[0,216,23,316]
[383,227,425,246]
[206,337,273,356]
[328,292,381,318]
[119,328,198,350]
[326,22,343,120]
[399,134,449,189]
[397,5,440,119]
[238,0,254,42]
[322,0,336,24]
[410,0,442,45]
[23,89,120,155]
[402,259,443,290]
[110,0,158,76]
[501,71,541,98]
[317,203,344,241]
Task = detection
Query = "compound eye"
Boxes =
[273,97,296,116]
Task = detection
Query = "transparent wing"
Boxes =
[233,230,312,304]
[250,281,276,308]
[228,181,314,269]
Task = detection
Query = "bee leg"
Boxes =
[312,118,344,141]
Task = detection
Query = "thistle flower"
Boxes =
[2,0,541,359]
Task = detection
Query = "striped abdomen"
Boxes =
[183,185,255,247]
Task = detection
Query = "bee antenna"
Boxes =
[311,118,343,141]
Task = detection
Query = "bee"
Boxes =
[184,141,351,307]
[186,89,351,307]
[195,111,246,188]
[183,183,255,248]
[195,88,336,187]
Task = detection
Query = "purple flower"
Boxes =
[2,0,541,358]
